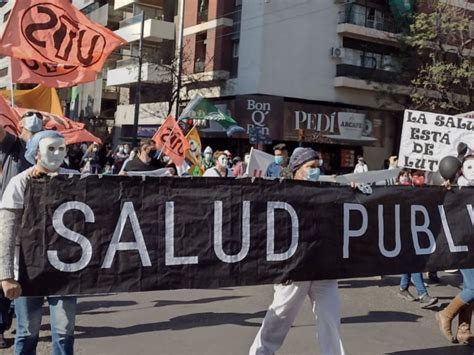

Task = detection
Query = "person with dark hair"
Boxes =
[123,138,164,172]
[265,143,289,179]
[203,151,234,177]
[250,148,345,355]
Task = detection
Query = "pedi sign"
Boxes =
[22,4,106,68]
[284,102,385,147]
[235,95,284,143]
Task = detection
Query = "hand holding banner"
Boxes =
[152,115,190,167]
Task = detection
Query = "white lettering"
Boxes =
[343,203,368,259]
[410,205,436,255]
[438,206,468,252]
[214,201,250,263]
[378,205,401,258]
[48,201,94,272]
[165,201,199,265]
[102,202,151,268]
[267,201,299,261]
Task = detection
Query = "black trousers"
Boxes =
[0,291,12,333]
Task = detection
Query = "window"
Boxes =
[197,0,209,23]
[194,32,207,73]
[232,40,239,58]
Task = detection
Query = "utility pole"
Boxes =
[132,11,145,148]
[175,0,185,118]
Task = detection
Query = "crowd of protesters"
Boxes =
[0,113,472,354]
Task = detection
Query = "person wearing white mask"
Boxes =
[0,111,43,348]
[0,130,78,354]
[354,156,368,174]
[250,148,345,355]
[202,146,214,170]
[203,150,234,177]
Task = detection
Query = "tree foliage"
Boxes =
[402,0,473,113]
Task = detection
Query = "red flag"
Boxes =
[0,0,126,73]
[60,128,102,145]
[152,115,190,167]
[0,96,21,135]
[15,108,101,145]
[11,58,97,88]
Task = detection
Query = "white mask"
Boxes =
[218,156,228,167]
[38,137,66,171]
[462,159,474,181]
[244,154,250,164]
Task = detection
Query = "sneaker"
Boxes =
[0,333,7,349]
[418,294,438,308]
[398,289,416,301]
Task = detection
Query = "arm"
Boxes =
[0,209,23,299]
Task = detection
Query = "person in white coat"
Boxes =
[249,148,345,355]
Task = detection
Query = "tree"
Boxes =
[402,0,473,114]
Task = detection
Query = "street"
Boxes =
[1,273,473,355]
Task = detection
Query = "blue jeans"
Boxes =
[460,268,474,304]
[14,296,77,355]
[400,273,428,296]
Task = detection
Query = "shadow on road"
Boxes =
[75,310,267,338]
[77,300,138,315]
[153,296,247,307]
[341,311,422,324]
[386,345,473,354]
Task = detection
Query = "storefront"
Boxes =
[201,94,399,174]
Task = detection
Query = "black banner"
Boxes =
[18,176,474,296]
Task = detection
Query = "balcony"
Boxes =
[335,64,405,84]
[106,61,172,87]
[337,7,400,46]
[116,14,175,43]
[87,3,123,27]
[114,0,161,11]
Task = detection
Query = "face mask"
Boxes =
[92,147,98,152]
[274,155,284,165]
[399,176,410,184]
[38,137,66,171]
[244,155,250,164]
[218,156,228,167]
[23,113,43,133]
[124,147,130,154]
[319,159,323,167]
[162,156,170,164]
[118,146,124,153]
[204,153,212,162]
[306,167,320,182]
[462,160,474,181]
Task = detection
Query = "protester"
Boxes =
[81,143,101,174]
[113,144,129,173]
[119,148,138,174]
[0,130,78,354]
[65,144,83,171]
[398,169,412,185]
[0,111,43,349]
[203,151,234,177]
[411,170,425,186]
[202,146,214,170]
[123,139,164,172]
[398,273,438,307]
[232,155,248,177]
[435,155,474,345]
[265,143,288,179]
[250,147,345,355]
[353,156,368,173]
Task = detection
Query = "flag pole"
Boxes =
[9,58,15,107]
[132,10,145,148]
[175,0,185,118]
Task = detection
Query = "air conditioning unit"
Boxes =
[331,47,345,58]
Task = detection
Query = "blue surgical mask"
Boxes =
[23,114,42,133]
[307,168,320,182]
[274,156,284,165]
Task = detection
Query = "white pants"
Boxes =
[249,280,345,355]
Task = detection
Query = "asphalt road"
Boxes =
[1,273,473,355]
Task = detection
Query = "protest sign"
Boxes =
[398,110,474,172]
[153,115,190,167]
[245,148,274,177]
[18,176,474,296]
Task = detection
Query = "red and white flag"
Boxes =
[0,0,126,73]
[152,115,190,167]
[11,58,97,88]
